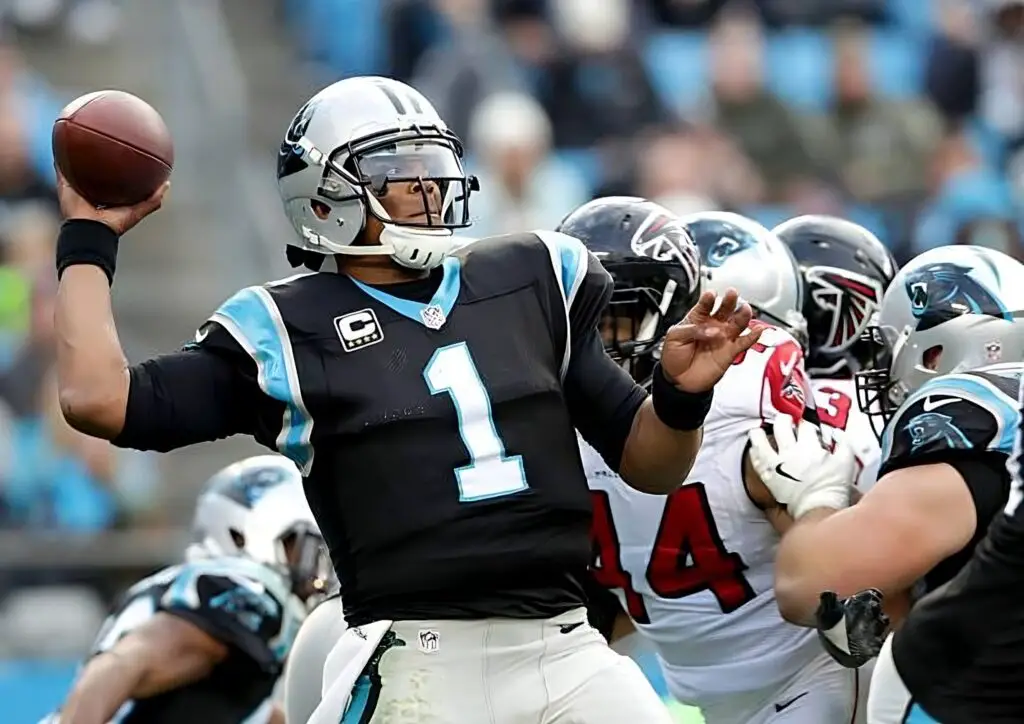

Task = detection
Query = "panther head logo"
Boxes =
[278,99,320,179]
[686,220,759,269]
[904,411,972,451]
[904,262,1008,332]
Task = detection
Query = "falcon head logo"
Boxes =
[630,213,700,289]
[805,266,884,354]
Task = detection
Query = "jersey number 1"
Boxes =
[424,343,529,502]
[591,485,756,623]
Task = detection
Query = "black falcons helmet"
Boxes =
[556,196,702,386]
[772,215,897,378]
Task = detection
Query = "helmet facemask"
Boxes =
[275,522,334,609]
[854,323,903,441]
[290,125,478,270]
[601,260,693,388]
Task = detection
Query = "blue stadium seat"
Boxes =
[554,149,601,193]
[844,205,891,245]
[740,205,793,230]
[318,0,384,76]
[866,30,925,100]
[886,0,935,37]
[766,31,834,112]
[643,32,709,115]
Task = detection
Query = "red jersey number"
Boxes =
[591,485,757,622]
[816,386,852,430]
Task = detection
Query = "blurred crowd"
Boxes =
[0,27,161,541]
[285,0,1024,263]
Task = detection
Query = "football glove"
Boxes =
[747,414,855,519]
[815,589,890,669]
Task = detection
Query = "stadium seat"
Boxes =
[741,205,793,230]
[643,32,709,115]
[554,149,601,194]
[766,30,834,112]
[866,29,925,100]
[887,0,934,38]
[0,586,106,658]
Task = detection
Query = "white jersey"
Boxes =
[583,326,824,709]
[812,377,881,494]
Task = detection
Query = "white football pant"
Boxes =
[696,651,862,724]
[284,599,673,724]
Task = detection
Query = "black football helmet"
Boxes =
[772,215,897,378]
[556,196,702,386]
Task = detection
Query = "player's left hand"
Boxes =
[660,288,765,393]
[815,589,890,668]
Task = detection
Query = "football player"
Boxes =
[52,77,762,723]
[773,215,897,495]
[567,202,860,724]
[867,415,1024,723]
[46,455,328,724]
[747,246,1024,723]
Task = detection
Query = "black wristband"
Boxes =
[651,362,714,431]
[56,219,120,285]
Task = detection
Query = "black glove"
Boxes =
[815,589,889,668]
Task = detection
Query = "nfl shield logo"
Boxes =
[420,304,447,330]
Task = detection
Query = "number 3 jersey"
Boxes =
[811,377,881,494]
[55,557,305,724]
[582,326,823,707]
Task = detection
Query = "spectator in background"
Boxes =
[913,124,1022,258]
[0,42,58,210]
[810,21,942,204]
[980,0,1024,147]
[466,91,588,237]
[701,8,814,203]
[635,126,718,216]
[539,0,668,149]
[412,0,535,139]
[926,0,982,123]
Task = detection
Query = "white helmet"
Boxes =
[188,455,331,608]
[680,211,808,346]
[277,76,477,272]
[856,245,1024,437]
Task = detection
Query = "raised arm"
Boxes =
[54,174,264,451]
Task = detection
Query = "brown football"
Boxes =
[52,90,174,207]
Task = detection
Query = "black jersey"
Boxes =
[114,231,648,626]
[877,364,1024,723]
[49,557,302,723]
[878,364,1020,594]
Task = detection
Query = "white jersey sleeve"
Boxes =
[581,324,822,708]
[812,377,881,494]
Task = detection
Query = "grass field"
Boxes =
[667,699,705,723]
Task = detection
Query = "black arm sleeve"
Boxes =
[112,324,264,452]
[564,331,647,474]
[563,249,647,471]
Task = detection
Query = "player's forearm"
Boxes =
[775,505,921,626]
[55,262,129,439]
[619,398,702,494]
[59,652,144,724]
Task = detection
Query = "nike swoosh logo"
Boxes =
[922,396,958,412]
[774,464,800,482]
[194,327,210,343]
[775,692,809,713]
[559,622,584,634]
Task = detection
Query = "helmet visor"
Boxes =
[331,138,472,229]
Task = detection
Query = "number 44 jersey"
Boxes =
[581,326,824,708]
